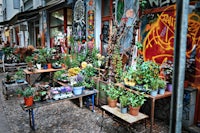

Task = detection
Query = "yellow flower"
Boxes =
[81,62,88,69]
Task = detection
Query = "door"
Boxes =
[101,0,114,55]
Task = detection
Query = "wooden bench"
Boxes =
[101,105,148,131]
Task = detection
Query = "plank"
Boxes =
[101,105,148,124]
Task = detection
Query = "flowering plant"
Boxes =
[72,74,85,87]
[161,60,173,83]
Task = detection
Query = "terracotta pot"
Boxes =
[129,106,140,116]
[24,96,33,106]
[107,97,117,108]
[61,63,65,68]
[47,63,52,69]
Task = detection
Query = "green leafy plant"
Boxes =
[35,54,46,64]
[135,42,143,50]
[127,91,146,107]
[72,74,84,87]
[16,87,34,98]
[82,66,97,89]
[134,61,160,86]
[83,80,95,89]
[102,83,122,100]
[54,70,66,80]
[5,73,13,82]
[157,78,166,89]
[150,78,159,91]
[62,54,71,68]
[14,69,25,80]
[16,88,22,96]
[2,47,13,56]
[119,92,129,108]
[25,56,33,64]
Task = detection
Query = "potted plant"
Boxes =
[54,70,67,80]
[17,87,35,106]
[82,65,97,90]
[103,83,122,108]
[161,60,173,92]
[14,68,25,83]
[157,78,166,95]
[127,91,146,116]
[25,56,34,68]
[72,74,85,95]
[46,48,55,69]
[149,78,159,96]
[62,54,71,69]
[5,73,15,84]
[119,92,129,113]
[123,67,137,87]
[34,54,46,69]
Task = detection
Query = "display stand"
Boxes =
[20,89,98,130]
[2,79,28,100]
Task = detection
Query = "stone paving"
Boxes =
[0,72,172,133]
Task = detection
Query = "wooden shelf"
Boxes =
[101,105,148,124]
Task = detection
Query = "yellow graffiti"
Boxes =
[143,5,200,82]
[144,5,200,60]
[160,14,176,27]
[143,5,175,61]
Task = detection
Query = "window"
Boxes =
[13,0,20,9]
[50,9,64,27]
[49,8,72,49]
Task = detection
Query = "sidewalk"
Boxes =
[0,95,11,133]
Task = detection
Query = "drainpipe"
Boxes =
[169,0,189,133]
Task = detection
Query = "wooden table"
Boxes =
[20,89,98,130]
[23,68,66,85]
[116,83,172,133]
[101,105,148,123]
[101,105,148,131]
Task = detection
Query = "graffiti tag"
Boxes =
[148,0,176,7]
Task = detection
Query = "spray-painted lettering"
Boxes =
[148,0,176,7]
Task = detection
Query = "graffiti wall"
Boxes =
[141,5,200,82]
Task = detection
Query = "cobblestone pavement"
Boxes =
[0,73,172,133]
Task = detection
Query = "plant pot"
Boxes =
[43,64,48,69]
[61,63,65,68]
[73,86,83,95]
[159,88,166,95]
[16,79,25,83]
[129,106,140,116]
[47,63,52,69]
[150,90,158,96]
[24,96,33,106]
[167,83,173,92]
[36,63,42,69]
[107,97,117,108]
[121,107,128,114]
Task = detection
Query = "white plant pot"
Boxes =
[36,63,42,69]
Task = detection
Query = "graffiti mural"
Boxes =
[142,5,175,63]
[141,5,200,82]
